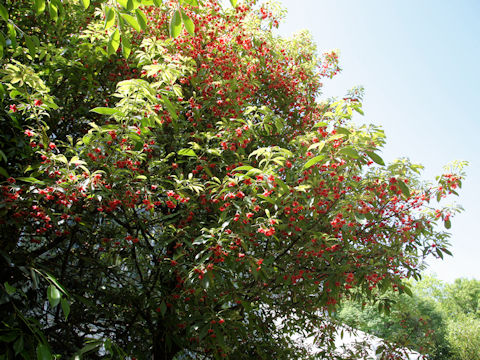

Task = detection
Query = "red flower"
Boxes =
[34,99,43,106]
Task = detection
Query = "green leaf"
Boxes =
[47,285,61,308]
[181,10,195,35]
[91,107,123,115]
[104,7,115,30]
[13,336,24,356]
[153,0,162,6]
[17,177,45,184]
[303,155,325,169]
[0,167,9,177]
[0,33,4,58]
[159,301,167,316]
[230,0,238,7]
[108,28,120,55]
[61,298,70,320]
[121,13,141,32]
[80,0,90,9]
[34,0,46,14]
[25,36,36,58]
[48,1,58,21]
[444,219,451,229]
[121,36,131,58]
[36,344,52,360]
[397,180,410,198]
[402,285,413,297]
[160,95,178,120]
[170,10,182,38]
[365,151,385,166]
[178,149,197,157]
[0,4,8,22]
[7,23,16,48]
[232,165,254,172]
[338,147,359,159]
[4,282,16,295]
[135,9,147,30]
[307,141,325,152]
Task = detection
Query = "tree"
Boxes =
[0,0,466,359]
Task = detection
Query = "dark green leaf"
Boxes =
[36,344,52,360]
[61,298,70,320]
[7,23,16,48]
[303,155,325,169]
[160,301,167,316]
[47,285,61,308]
[160,94,178,120]
[365,151,385,166]
[181,10,195,35]
[397,180,410,198]
[25,36,36,58]
[13,336,24,356]
[4,281,16,295]
[0,4,8,22]
[338,147,359,159]
[445,219,451,229]
[170,10,182,38]
[153,0,162,6]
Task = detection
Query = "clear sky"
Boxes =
[276,0,480,282]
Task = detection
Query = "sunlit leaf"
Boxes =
[47,285,61,308]
[170,10,182,38]
[181,10,195,35]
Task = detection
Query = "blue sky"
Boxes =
[277,0,480,282]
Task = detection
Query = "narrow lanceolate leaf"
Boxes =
[365,151,385,166]
[80,0,90,9]
[0,32,5,58]
[25,36,36,58]
[0,4,8,22]
[91,107,123,115]
[135,9,147,30]
[104,7,115,30]
[181,10,195,35]
[303,155,325,169]
[230,0,238,7]
[121,36,131,59]
[61,298,70,320]
[121,13,141,32]
[170,10,182,38]
[34,0,46,14]
[107,28,120,55]
[47,285,61,308]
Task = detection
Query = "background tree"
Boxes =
[0,0,466,359]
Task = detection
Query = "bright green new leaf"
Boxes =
[303,155,325,169]
[121,36,131,58]
[107,29,120,55]
[0,4,8,21]
[181,10,195,35]
[178,149,197,157]
[47,284,61,308]
[230,0,238,7]
[34,0,46,14]
[104,7,115,29]
[135,9,148,30]
[36,344,52,360]
[61,298,70,320]
[153,0,162,6]
[170,10,182,38]
[122,13,141,32]
[307,141,325,152]
[80,0,90,9]
[7,23,16,48]
[365,151,385,166]
[91,107,123,115]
